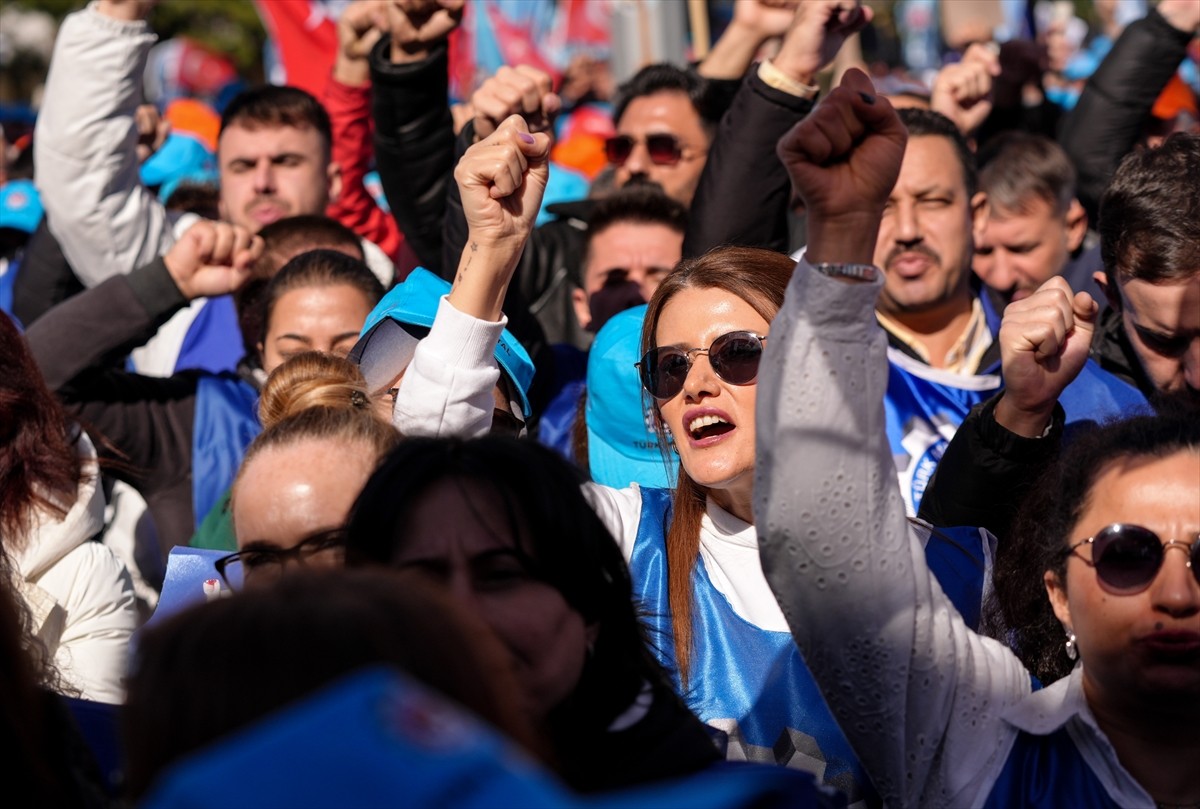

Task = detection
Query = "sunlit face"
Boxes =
[260,283,374,375]
[874,136,987,319]
[573,221,682,330]
[232,437,377,584]
[1045,451,1200,707]
[974,196,1086,305]
[218,123,341,232]
[1113,276,1200,399]
[613,91,711,205]
[392,478,594,721]
[652,287,770,517]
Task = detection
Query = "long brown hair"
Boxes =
[0,314,82,545]
[639,246,795,681]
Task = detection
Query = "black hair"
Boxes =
[898,108,978,198]
[984,408,1200,685]
[344,436,680,782]
[1098,133,1200,293]
[235,216,366,361]
[587,183,689,239]
[612,64,723,130]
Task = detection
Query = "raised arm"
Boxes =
[369,0,463,272]
[391,116,550,436]
[323,0,408,268]
[755,70,1030,807]
[1058,1,1198,223]
[684,0,871,257]
[34,0,174,286]
[918,277,1096,538]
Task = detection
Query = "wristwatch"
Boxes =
[811,262,879,283]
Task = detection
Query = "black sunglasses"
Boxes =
[637,331,767,401]
[1064,523,1199,595]
[605,133,684,167]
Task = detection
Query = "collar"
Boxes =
[876,297,994,375]
[1002,666,1156,807]
[703,497,756,548]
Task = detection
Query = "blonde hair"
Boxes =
[257,352,372,430]
[233,352,400,512]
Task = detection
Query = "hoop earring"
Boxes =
[1064,631,1078,662]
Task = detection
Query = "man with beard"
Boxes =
[866,109,1145,513]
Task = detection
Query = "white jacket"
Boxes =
[13,434,139,705]
[35,2,174,287]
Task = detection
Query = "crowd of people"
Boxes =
[2,0,1198,806]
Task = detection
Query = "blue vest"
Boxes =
[982,728,1122,808]
[192,373,260,529]
[175,295,244,375]
[886,354,1148,514]
[629,488,879,807]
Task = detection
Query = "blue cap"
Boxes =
[585,305,674,489]
[140,132,216,191]
[0,179,43,234]
[350,268,535,418]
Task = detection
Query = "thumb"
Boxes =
[1071,291,1099,340]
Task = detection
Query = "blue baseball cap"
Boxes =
[585,305,675,489]
[140,132,217,192]
[349,268,535,419]
[0,179,43,234]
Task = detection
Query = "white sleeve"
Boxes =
[754,260,1029,808]
[34,3,174,286]
[581,482,643,560]
[391,296,505,438]
[39,542,139,705]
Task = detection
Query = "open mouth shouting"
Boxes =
[684,408,736,447]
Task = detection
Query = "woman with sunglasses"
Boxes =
[391,113,879,803]
[757,71,1200,808]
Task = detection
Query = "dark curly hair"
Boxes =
[985,407,1200,684]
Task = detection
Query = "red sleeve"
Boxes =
[322,75,413,273]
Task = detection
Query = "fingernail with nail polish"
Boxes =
[519,132,536,144]
[858,92,876,105]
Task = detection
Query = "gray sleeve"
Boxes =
[754,260,1029,807]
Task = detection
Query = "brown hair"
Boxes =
[0,314,82,544]
[239,244,378,366]
[978,132,1076,217]
[122,569,542,799]
[639,246,795,681]
[1099,133,1200,291]
[219,85,333,160]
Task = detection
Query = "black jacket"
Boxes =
[1058,7,1194,224]
[25,259,237,556]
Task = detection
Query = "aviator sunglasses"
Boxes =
[1063,523,1199,595]
[605,133,685,167]
[637,331,767,401]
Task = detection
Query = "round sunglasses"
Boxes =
[605,133,684,167]
[637,331,767,401]
[1064,523,1199,595]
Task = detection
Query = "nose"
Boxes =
[681,352,720,402]
[893,200,922,246]
[985,250,1018,294]
[253,158,275,193]
[622,139,651,178]
[1150,541,1200,618]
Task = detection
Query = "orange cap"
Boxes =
[164,99,221,152]
[1152,74,1198,121]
